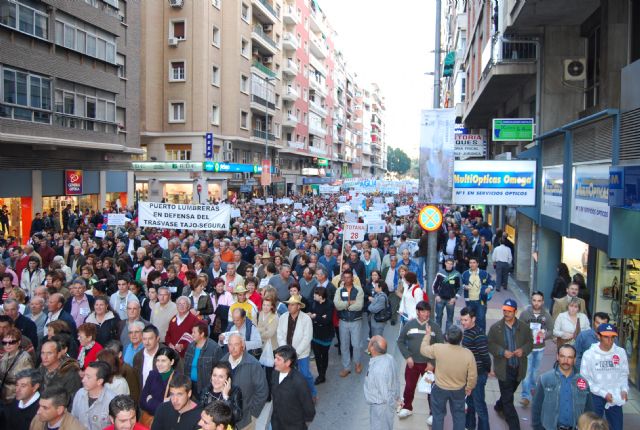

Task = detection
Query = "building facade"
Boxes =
[444,0,640,388]
[0,0,140,240]
[137,0,386,201]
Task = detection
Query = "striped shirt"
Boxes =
[462,324,492,374]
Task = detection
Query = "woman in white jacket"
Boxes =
[553,297,590,344]
[20,256,46,299]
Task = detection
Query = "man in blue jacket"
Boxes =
[461,257,493,332]
[531,344,593,430]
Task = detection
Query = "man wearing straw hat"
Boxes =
[229,284,257,323]
[277,294,316,400]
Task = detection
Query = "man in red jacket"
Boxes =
[104,394,149,430]
[13,246,29,284]
[165,296,199,357]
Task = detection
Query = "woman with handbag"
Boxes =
[368,280,390,337]
[0,327,34,404]
[554,297,590,346]
[309,287,334,385]
[257,296,278,397]
[139,346,180,427]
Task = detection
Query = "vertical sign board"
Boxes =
[205,133,214,159]
[571,164,611,235]
[65,170,83,195]
[261,159,271,186]
[541,166,563,219]
[419,109,455,203]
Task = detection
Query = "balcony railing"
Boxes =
[254,0,277,19]
[483,34,538,73]
[287,140,305,150]
[252,60,276,78]
[252,25,278,50]
[253,129,276,141]
[309,145,327,156]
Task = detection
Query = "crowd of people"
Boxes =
[0,194,631,430]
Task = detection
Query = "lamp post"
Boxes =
[263,76,275,197]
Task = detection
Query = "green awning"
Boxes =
[443,51,456,77]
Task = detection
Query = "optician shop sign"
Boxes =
[452,160,536,206]
[571,164,610,235]
[65,170,83,195]
[541,166,563,220]
[492,118,534,141]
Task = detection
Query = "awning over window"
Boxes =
[443,51,456,77]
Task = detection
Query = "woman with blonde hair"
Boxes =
[0,327,33,403]
[554,297,590,346]
[578,412,609,430]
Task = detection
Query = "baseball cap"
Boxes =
[596,323,618,337]
[502,298,518,312]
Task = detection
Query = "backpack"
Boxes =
[410,284,428,303]
[374,294,392,323]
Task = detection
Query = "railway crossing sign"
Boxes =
[418,205,443,232]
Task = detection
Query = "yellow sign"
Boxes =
[418,205,443,232]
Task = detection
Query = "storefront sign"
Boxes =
[302,168,321,176]
[239,185,252,193]
[343,223,367,242]
[571,164,610,235]
[609,165,640,210]
[319,185,340,194]
[492,118,534,141]
[454,134,486,159]
[138,202,231,231]
[541,166,563,219]
[453,160,536,206]
[419,109,455,203]
[202,162,274,174]
[106,213,127,226]
[205,133,214,159]
[133,162,202,171]
[317,158,329,167]
[64,170,83,195]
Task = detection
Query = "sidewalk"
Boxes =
[394,271,640,429]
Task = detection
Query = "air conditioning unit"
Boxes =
[168,37,179,47]
[233,173,243,180]
[169,0,184,8]
[224,141,232,151]
[563,58,586,81]
[264,57,273,64]
[223,151,232,162]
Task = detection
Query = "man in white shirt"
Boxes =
[5,368,41,428]
[491,239,513,292]
[150,286,177,342]
[135,325,161,389]
[109,276,139,320]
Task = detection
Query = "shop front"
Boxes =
[0,170,32,241]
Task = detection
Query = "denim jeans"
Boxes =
[465,372,489,430]
[297,356,317,397]
[521,348,544,401]
[592,394,624,430]
[465,300,486,332]
[435,298,455,332]
[431,384,466,430]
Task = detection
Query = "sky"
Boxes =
[320,0,437,159]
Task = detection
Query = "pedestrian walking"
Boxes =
[574,312,610,371]
[461,257,494,332]
[396,300,443,421]
[333,270,364,377]
[364,336,400,430]
[460,306,491,430]
[420,325,477,430]
[431,256,461,331]
[531,344,594,430]
[491,238,513,291]
[518,290,554,406]
[581,323,629,430]
[488,298,533,430]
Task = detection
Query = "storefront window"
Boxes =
[164,183,193,204]
[621,258,640,386]
[562,238,589,279]
[0,198,22,239]
[135,183,148,202]
[595,250,622,321]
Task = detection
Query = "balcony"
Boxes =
[252,129,276,141]
[505,0,599,32]
[309,78,327,97]
[463,34,538,127]
[309,35,328,59]
[308,53,326,76]
[362,144,372,155]
[252,60,276,78]
[309,123,326,137]
[252,25,279,56]
[308,100,327,117]
[251,0,278,24]
[282,32,298,52]
[309,145,328,156]
[283,5,299,25]
[282,115,298,128]
[282,58,298,76]
[309,8,324,34]
[362,156,372,167]
[282,86,299,101]
[287,140,305,150]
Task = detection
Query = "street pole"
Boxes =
[425,0,442,295]
[264,79,270,198]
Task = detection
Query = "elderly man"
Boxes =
[123,321,145,366]
[68,245,86,276]
[110,276,139,320]
[44,293,77,338]
[220,333,268,430]
[318,245,337,276]
[229,285,257,323]
[268,265,295,302]
[165,296,200,357]
[27,295,48,336]
[63,278,95,328]
[277,294,316,400]
[238,237,256,265]
[222,262,244,292]
[364,336,400,430]
[220,308,262,353]
[3,298,38,348]
[118,300,148,347]
[150,286,177,342]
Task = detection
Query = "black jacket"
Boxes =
[309,299,334,342]
[270,369,315,430]
[199,385,243,426]
[14,313,39,349]
[184,339,223,395]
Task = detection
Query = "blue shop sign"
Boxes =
[203,162,274,173]
[609,165,640,210]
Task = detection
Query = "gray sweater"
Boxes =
[518,306,554,350]
[364,353,400,406]
[397,318,444,364]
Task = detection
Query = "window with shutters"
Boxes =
[171,20,185,40]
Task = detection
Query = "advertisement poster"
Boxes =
[453,160,536,206]
[571,164,610,235]
[138,202,231,231]
[419,109,455,203]
[541,166,563,219]
[65,170,83,196]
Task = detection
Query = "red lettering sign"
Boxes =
[576,377,587,391]
[65,170,83,196]
[612,355,620,365]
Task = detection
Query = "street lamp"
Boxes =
[264,76,276,197]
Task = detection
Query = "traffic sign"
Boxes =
[492,118,534,141]
[418,205,443,232]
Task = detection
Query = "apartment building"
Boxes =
[137,0,381,200]
[0,0,140,240]
[444,0,640,388]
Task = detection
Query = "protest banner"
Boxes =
[138,202,231,231]
[396,205,411,216]
[106,213,127,226]
[343,223,367,242]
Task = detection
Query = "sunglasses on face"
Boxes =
[2,339,18,346]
